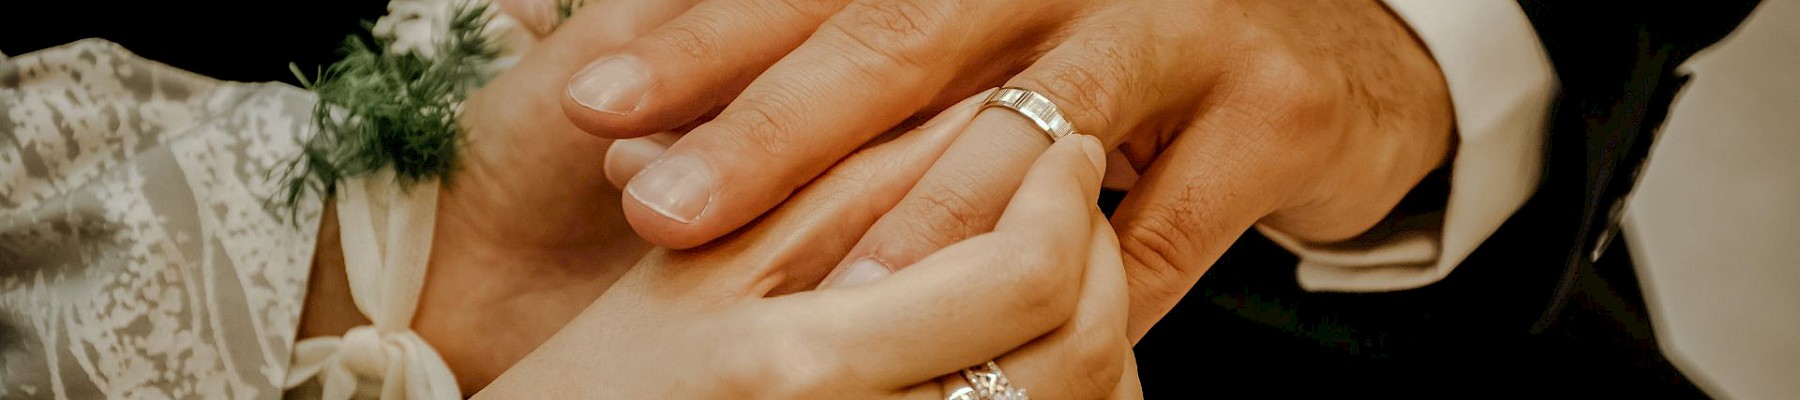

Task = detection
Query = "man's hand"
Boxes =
[480,95,1140,399]
[558,0,1453,339]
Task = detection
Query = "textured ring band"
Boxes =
[982,87,1080,143]
[945,361,1029,400]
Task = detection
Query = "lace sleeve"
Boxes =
[0,39,325,399]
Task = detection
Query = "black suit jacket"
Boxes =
[1518,0,1762,332]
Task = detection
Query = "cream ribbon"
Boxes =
[285,171,459,400]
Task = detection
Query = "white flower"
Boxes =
[373,0,450,58]
[374,0,533,65]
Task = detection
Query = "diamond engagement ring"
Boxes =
[982,87,1081,143]
[945,361,1029,400]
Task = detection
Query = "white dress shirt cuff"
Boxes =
[1258,0,1557,292]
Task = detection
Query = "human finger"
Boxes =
[829,17,1203,285]
[913,208,1129,400]
[1109,109,1311,342]
[467,94,984,399]
[561,0,846,138]
[1109,350,1144,399]
[753,135,1106,394]
[613,0,1053,249]
[985,208,1130,400]
[603,132,680,188]
[617,90,989,307]
[443,0,705,246]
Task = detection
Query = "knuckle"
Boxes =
[994,235,1080,319]
[1019,55,1128,134]
[914,184,990,232]
[838,0,943,48]
[762,0,842,20]
[890,171,1005,247]
[731,107,793,155]
[1067,308,1128,396]
[655,14,728,61]
[1243,51,1344,140]
[1114,207,1197,305]
[715,85,810,160]
[823,0,951,71]
[1067,336,1125,397]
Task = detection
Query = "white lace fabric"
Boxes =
[0,39,462,400]
[1,40,325,399]
[2,0,536,397]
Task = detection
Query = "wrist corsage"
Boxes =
[272,0,569,213]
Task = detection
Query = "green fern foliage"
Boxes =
[274,1,500,214]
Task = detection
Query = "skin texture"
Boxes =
[475,122,1136,399]
[299,16,1140,394]
[559,0,1454,342]
[302,0,1450,395]
[295,3,668,391]
[407,35,654,390]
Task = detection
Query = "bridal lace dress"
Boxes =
[0,1,531,398]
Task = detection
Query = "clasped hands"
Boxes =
[419,0,1454,397]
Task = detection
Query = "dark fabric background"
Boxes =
[1,0,386,86]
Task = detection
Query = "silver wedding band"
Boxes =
[982,87,1081,143]
[946,361,1029,400]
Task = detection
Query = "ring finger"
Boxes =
[899,208,1131,400]
[828,16,1197,283]
[610,0,1070,249]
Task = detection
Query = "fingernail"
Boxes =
[604,138,670,188]
[625,153,714,224]
[1078,135,1106,175]
[820,258,893,289]
[568,56,652,115]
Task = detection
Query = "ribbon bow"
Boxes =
[285,172,459,400]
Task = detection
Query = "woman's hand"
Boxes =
[553,0,1454,339]
[476,91,1139,399]
[302,2,1137,395]
[302,3,705,391]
